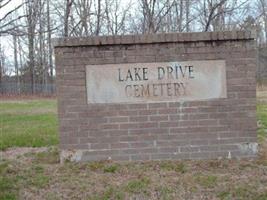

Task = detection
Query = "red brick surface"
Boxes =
[55,31,257,161]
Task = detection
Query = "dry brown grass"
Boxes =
[1,147,267,200]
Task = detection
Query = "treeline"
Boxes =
[0,0,266,94]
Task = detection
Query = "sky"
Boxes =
[0,0,23,18]
[0,0,24,73]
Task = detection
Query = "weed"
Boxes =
[158,186,174,200]
[175,163,187,173]
[195,174,217,188]
[0,168,18,200]
[256,192,267,200]
[34,148,60,164]
[23,165,50,188]
[32,174,50,188]
[90,187,124,200]
[88,161,105,171]
[217,191,231,200]
[0,162,9,174]
[159,161,187,173]
[0,192,17,200]
[103,164,118,173]
[125,177,150,194]
[159,161,175,171]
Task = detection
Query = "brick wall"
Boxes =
[54,31,258,162]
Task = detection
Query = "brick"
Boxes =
[139,110,157,115]
[91,143,110,150]
[129,116,148,122]
[101,124,119,130]
[160,121,179,128]
[150,115,168,121]
[130,142,154,148]
[120,123,139,129]
[139,122,158,128]
[151,153,171,160]
[109,117,128,123]
[131,154,150,161]
[158,108,178,114]
[148,103,167,109]
[190,152,211,160]
[110,143,129,149]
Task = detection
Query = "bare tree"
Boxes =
[0,41,3,91]
[104,0,131,35]
[25,0,38,93]
[258,0,267,43]
[13,34,20,92]
[196,0,250,32]
[138,0,177,33]
[47,0,53,80]
[0,0,27,35]
[95,0,101,35]
[0,41,7,94]
[64,0,74,37]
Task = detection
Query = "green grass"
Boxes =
[103,164,119,173]
[0,99,58,150]
[90,187,125,200]
[0,161,19,199]
[0,157,52,199]
[257,103,267,142]
[195,174,218,188]
[33,147,60,164]
[217,185,267,200]
[159,161,187,173]
[125,177,150,194]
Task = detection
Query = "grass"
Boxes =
[103,164,119,173]
[90,187,125,200]
[33,147,60,164]
[257,103,267,141]
[0,99,58,150]
[195,174,218,188]
[159,161,187,173]
[125,177,150,194]
[0,155,267,200]
[0,161,19,199]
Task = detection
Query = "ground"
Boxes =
[0,95,267,200]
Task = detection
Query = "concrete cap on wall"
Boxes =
[53,30,256,48]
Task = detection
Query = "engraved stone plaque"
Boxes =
[86,60,227,104]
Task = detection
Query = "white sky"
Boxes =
[0,0,23,18]
[0,0,23,72]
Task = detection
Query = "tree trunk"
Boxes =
[47,0,53,86]
[28,31,35,94]
[96,0,101,35]
[0,43,2,95]
[185,0,190,32]
[13,34,20,94]
[64,0,74,37]
[179,0,183,32]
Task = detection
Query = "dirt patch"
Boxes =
[0,147,49,161]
